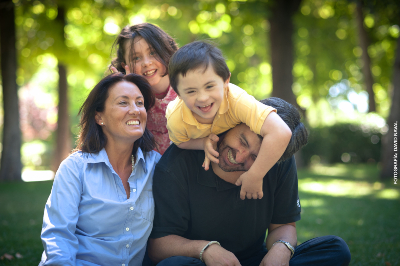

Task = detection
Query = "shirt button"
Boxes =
[126,227,129,231]
[132,188,137,192]
[130,207,134,210]
[126,244,130,248]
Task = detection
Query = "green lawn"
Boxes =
[0,163,398,265]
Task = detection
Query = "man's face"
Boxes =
[217,124,262,172]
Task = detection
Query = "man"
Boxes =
[148,98,351,266]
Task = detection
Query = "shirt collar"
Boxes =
[83,147,147,173]
[196,154,237,192]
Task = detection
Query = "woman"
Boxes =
[39,73,161,266]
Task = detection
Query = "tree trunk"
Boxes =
[355,1,376,112]
[268,0,303,114]
[268,0,306,167]
[380,36,400,180]
[52,6,71,171]
[0,0,22,181]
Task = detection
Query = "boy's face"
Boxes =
[176,65,229,124]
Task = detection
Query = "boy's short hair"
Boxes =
[168,41,230,94]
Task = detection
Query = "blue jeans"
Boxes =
[151,235,351,266]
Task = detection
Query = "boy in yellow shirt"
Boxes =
[166,41,292,200]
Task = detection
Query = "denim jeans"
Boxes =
[151,235,351,266]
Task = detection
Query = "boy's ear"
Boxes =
[224,72,231,87]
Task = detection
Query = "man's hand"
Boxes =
[235,171,263,200]
[259,242,291,266]
[202,244,241,266]
[202,134,220,171]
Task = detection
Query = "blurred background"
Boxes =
[0,0,399,265]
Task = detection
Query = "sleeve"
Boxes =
[165,100,190,145]
[229,84,276,135]
[40,155,83,266]
[166,120,190,145]
[270,156,301,224]
[150,163,191,238]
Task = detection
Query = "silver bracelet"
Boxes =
[272,240,295,259]
[199,241,221,262]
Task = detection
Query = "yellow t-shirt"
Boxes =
[166,83,276,145]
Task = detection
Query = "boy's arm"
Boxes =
[235,112,292,200]
[178,134,220,170]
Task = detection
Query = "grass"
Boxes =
[297,164,399,266]
[0,163,398,265]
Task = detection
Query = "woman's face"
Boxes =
[96,81,147,145]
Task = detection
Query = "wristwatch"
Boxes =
[272,240,295,258]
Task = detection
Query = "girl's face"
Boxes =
[124,38,170,96]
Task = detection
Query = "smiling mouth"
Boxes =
[227,149,238,164]
[143,70,156,76]
[126,120,139,125]
[198,103,213,112]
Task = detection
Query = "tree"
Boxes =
[52,5,71,171]
[355,1,376,112]
[0,0,22,181]
[380,35,400,180]
[268,0,304,113]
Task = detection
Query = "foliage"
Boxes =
[1,0,399,170]
[301,122,383,165]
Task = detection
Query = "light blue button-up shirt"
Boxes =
[40,148,161,266]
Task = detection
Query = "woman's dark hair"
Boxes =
[110,23,178,75]
[76,73,156,156]
[260,97,308,162]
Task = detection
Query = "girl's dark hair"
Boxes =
[110,23,178,75]
[76,73,156,156]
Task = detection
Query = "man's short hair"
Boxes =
[168,41,230,94]
[261,97,308,161]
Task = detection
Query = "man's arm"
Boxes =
[261,223,297,266]
[235,112,292,199]
[148,235,241,265]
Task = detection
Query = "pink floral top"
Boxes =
[147,86,177,155]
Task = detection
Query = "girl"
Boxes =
[110,23,178,154]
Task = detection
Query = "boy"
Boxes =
[166,41,292,200]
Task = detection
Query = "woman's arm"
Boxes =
[40,155,82,266]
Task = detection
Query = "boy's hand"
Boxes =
[235,172,264,200]
[202,134,220,171]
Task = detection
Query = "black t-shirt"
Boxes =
[150,144,301,260]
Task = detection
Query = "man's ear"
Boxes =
[95,112,103,125]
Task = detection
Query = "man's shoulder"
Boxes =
[268,155,297,180]
[156,144,203,172]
